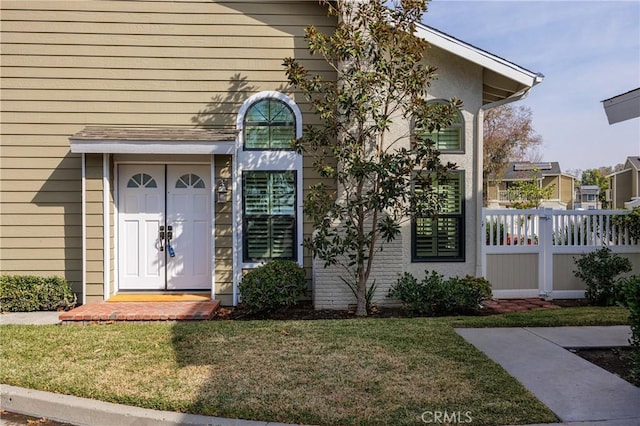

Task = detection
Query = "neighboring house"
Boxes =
[0,1,542,309]
[485,162,576,210]
[574,185,601,210]
[608,157,640,209]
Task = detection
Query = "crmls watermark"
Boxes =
[421,410,473,424]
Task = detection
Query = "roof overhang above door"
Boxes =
[69,126,238,155]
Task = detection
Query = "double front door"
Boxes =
[118,164,211,290]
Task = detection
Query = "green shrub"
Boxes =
[388,271,492,316]
[573,247,632,306]
[239,261,307,314]
[620,275,640,384]
[0,275,77,312]
[611,207,640,243]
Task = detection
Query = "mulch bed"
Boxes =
[571,347,638,387]
[213,303,407,321]
[212,298,570,321]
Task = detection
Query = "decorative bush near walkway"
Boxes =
[0,275,76,312]
[388,271,492,316]
[238,260,307,314]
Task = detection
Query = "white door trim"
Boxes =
[103,154,110,301]
[81,154,87,305]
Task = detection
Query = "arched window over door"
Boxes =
[243,98,296,150]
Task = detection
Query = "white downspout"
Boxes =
[475,74,544,277]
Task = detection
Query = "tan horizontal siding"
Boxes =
[0,0,336,303]
[1,1,328,16]
[0,203,80,215]
[0,225,82,238]
[214,155,233,301]
[1,146,78,157]
[0,214,81,227]
[0,237,81,249]
[1,79,323,93]
[1,55,326,71]
[1,67,330,82]
[2,89,265,103]
[1,180,80,192]
[2,44,315,59]
[1,24,321,40]
[1,168,81,181]
[1,259,82,272]
[0,8,333,26]
[0,155,80,168]
[85,155,104,298]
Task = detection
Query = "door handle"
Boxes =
[159,225,165,251]
[167,226,175,258]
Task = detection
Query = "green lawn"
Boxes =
[0,306,630,425]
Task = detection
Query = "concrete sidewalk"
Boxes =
[0,385,293,426]
[457,326,640,426]
[0,311,61,325]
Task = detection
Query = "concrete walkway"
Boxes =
[0,311,61,325]
[457,326,640,426]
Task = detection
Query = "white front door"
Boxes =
[118,164,211,291]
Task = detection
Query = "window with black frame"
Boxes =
[243,171,296,261]
[413,171,464,261]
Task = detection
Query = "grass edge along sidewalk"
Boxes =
[0,306,631,426]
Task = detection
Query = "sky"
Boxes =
[422,0,640,175]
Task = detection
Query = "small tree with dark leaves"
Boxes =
[283,0,460,316]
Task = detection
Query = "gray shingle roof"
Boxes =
[627,156,640,170]
[70,126,237,142]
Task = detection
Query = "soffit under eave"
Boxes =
[482,69,529,105]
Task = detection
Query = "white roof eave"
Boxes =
[70,139,236,155]
[415,24,542,88]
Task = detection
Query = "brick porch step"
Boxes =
[59,300,220,324]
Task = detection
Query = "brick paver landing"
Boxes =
[59,301,220,324]
[481,298,561,314]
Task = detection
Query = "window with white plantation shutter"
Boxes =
[243,171,296,261]
[244,99,296,150]
[414,100,464,152]
[413,171,464,261]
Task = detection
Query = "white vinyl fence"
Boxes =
[482,208,640,299]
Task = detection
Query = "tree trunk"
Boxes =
[355,275,367,316]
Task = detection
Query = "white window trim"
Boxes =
[234,92,304,305]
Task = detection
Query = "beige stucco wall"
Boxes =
[314,44,484,309]
[0,0,335,302]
